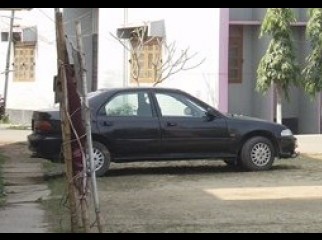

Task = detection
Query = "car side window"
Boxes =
[104,92,153,117]
[155,92,207,118]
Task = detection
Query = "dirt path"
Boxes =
[0,138,50,232]
[96,156,322,233]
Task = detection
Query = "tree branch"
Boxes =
[111,23,206,87]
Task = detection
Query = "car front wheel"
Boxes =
[87,141,111,177]
[240,136,275,171]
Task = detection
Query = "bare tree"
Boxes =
[110,24,205,87]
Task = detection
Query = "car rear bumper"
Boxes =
[278,136,299,158]
[28,133,62,160]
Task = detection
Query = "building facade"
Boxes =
[228,8,319,134]
[2,8,318,134]
[63,8,224,111]
[0,8,57,125]
[63,8,321,134]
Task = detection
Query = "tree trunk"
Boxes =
[276,84,283,124]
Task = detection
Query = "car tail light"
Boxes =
[34,120,53,133]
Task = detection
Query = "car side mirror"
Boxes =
[205,108,217,121]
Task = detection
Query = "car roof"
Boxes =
[94,87,182,94]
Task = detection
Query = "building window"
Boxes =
[1,32,9,42]
[229,25,243,84]
[130,37,162,84]
[13,43,36,82]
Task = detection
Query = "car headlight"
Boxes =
[281,129,293,137]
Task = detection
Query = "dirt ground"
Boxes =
[94,155,322,233]
[3,140,322,232]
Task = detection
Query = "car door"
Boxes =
[96,90,161,159]
[153,90,230,156]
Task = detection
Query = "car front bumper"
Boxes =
[28,133,62,161]
[278,136,299,158]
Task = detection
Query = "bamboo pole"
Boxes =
[75,20,103,233]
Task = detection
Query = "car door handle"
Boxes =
[103,121,113,127]
[167,122,177,127]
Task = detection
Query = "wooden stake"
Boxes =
[54,8,80,233]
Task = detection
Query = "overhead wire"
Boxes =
[35,8,56,23]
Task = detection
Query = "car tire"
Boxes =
[240,136,275,171]
[88,141,111,177]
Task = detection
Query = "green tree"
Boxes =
[257,8,300,124]
[303,8,322,98]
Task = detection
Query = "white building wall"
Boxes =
[0,8,56,112]
[98,8,221,108]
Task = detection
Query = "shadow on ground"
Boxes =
[103,160,301,177]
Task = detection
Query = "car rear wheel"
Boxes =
[240,136,275,171]
[87,141,111,177]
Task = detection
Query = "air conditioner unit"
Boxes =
[0,31,21,42]
[1,26,37,43]
[22,26,37,42]
[117,20,165,39]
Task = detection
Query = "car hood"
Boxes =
[226,113,268,122]
[225,113,287,131]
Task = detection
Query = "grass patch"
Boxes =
[0,115,10,124]
[43,160,64,179]
[42,176,71,232]
[42,161,97,233]
[0,153,7,206]
[41,160,71,232]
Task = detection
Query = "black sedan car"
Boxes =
[28,87,298,177]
